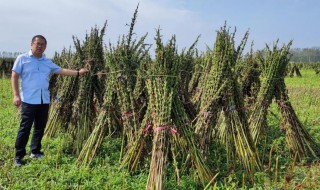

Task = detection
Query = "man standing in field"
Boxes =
[11,35,88,167]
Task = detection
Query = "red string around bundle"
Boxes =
[143,124,177,134]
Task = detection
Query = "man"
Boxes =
[11,35,88,167]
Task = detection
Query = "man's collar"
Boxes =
[28,50,46,59]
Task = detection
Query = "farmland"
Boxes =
[0,70,319,189]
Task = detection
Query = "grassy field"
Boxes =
[0,70,319,189]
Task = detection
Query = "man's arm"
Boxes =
[55,68,88,76]
[11,71,21,107]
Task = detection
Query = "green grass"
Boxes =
[285,69,320,87]
[0,70,319,189]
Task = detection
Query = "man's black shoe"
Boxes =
[14,158,24,167]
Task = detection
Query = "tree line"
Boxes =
[290,47,320,62]
[0,51,22,58]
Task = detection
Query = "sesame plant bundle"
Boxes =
[274,80,317,160]
[68,23,107,155]
[273,56,317,159]
[45,49,82,137]
[193,25,240,154]
[288,65,302,77]
[215,76,261,171]
[249,41,292,145]
[76,73,117,166]
[193,55,225,155]
[122,35,213,188]
[144,31,179,190]
[75,5,150,168]
[203,27,262,171]
[105,6,150,160]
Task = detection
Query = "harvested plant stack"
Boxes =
[105,6,150,158]
[192,25,260,171]
[274,80,317,159]
[289,65,302,77]
[76,74,117,166]
[45,49,81,137]
[249,41,293,145]
[193,26,258,170]
[273,48,317,159]
[144,31,179,190]
[68,22,107,155]
[193,26,231,153]
[122,31,213,189]
[248,40,317,159]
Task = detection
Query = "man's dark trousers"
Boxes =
[15,102,49,159]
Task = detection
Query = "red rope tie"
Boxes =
[169,127,177,134]
[153,126,167,132]
[143,124,152,134]
[153,125,177,134]
[143,124,177,134]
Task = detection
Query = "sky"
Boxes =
[1,0,320,58]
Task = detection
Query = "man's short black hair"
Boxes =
[32,35,47,45]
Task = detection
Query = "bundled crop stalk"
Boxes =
[274,80,317,159]
[146,79,172,190]
[248,39,317,160]
[216,76,261,171]
[205,27,262,171]
[193,26,230,153]
[273,54,317,159]
[145,31,179,190]
[46,49,82,137]
[106,5,150,160]
[123,34,214,188]
[249,41,293,145]
[69,22,107,155]
[288,65,302,77]
[190,24,261,171]
[193,25,249,155]
[76,73,117,166]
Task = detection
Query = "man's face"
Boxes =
[31,37,46,58]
